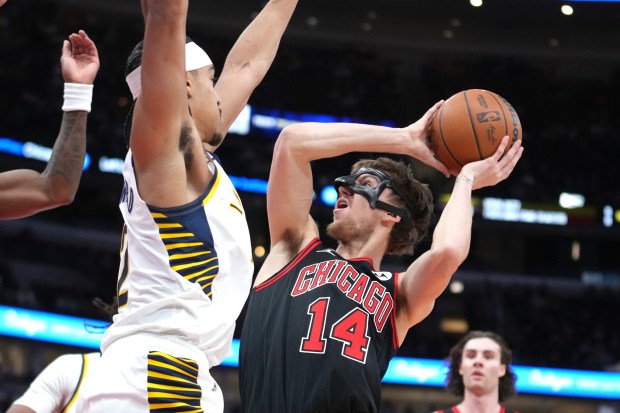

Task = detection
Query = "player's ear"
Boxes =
[186,72,193,98]
[383,211,401,224]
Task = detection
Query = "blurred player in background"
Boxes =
[5,297,116,413]
[434,330,519,413]
[6,352,101,413]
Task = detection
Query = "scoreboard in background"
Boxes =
[434,194,619,230]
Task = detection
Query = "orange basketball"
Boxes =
[429,89,522,176]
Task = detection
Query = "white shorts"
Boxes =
[77,333,223,413]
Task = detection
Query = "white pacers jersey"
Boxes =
[12,352,100,413]
[101,151,253,366]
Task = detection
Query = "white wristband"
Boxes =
[62,83,93,113]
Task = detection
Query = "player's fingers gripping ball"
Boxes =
[430,89,522,176]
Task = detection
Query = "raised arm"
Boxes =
[395,136,524,340]
[266,102,447,255]
[0,30,98,220]
[129,0,190,206]
[212,0,298,146]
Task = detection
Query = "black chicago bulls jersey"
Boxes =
[240,238,400,413]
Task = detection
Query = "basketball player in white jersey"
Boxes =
[77,0,299,411]
[7,352,101,413]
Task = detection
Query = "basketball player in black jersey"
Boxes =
[0,28,99,219]
[434,331,519,413]
[239,105,524,412]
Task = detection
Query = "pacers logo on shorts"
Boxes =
[147,352,203,412]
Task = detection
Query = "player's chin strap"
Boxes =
[333,167,414,229]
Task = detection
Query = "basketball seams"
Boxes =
[487,91,509,151]
[463,90,484,160]
[431,88,520,176]
[437,97,464,168]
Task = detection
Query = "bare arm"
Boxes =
[266,102,447,255]
[0,30,98,220]
[395,136,524,340]
[212,0,298,148]
[130,0,190,206]
[5,405,36,413]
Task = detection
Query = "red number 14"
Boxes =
[300,297,370,364]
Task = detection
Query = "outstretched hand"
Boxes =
[61,30,100,84]
[405,100,450,178]
[461,136,524,190]
[0,0,7,7]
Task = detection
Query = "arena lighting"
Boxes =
[482,197,569,225]
[2,305,620,399]
[559,192,585,209]
[0,305,107,349]
[0,137,91,170]
[0,136,609,228]
[602,205,613,227]
[321,185,339,206]
[228,104,251,135]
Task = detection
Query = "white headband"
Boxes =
[125,41,213,100]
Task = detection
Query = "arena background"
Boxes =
[0,0,619,411]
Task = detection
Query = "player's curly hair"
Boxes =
[351,157,433,256]
[445,331,517,402]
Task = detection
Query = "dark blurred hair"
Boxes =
[351,157,433,255]
[92,296,118,321]
[445,331,517,402]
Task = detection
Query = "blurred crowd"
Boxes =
[0,0,619,408]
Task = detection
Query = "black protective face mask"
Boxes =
[333,167,413,229]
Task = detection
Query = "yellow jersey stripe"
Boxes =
[201,282,214,291]
[202,166,222,206]
[149,402,192,409]
[195,274,216,284]
[152,353,199,373]
[61,354,90,413]
[183,265,218,281]
[161,233,195,240]
[148,392,201,400]
[148,383,202,392]
[172,258,218,272]
[148,371,194,385]
[158,223,183,229]
[169,251,210,260]
[166,242,204,250]
[147,360,196,379]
